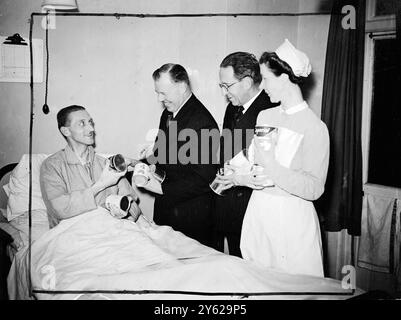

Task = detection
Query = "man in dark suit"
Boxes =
[213,52,278,257]
[147,63,219,246]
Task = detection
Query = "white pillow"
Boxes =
[3,154,49,221]
[3,183,10,197]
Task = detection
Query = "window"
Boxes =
[367,36,400,188]
[375,0,398,17]
[362,0,400,195]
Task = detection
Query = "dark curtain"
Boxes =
[397,2,401,79]
[316,0,365,236]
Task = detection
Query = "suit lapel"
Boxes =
[173,94,195,132]
[220,90,276,163]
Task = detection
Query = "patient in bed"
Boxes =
[40,105,144,228]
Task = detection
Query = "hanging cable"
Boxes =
[42,11,50,114]
[28,13,34,299]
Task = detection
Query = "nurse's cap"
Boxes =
[275,39,312,77]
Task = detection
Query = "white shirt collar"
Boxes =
[279,101,308,115]
[173,93,192,118]
[242,90,263,113]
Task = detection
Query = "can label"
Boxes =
[254,126,278,151]
[133,163,150,187]
[255,126,277,137]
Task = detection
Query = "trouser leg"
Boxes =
[226,232,242,258]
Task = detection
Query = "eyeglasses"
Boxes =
[218,81,240,92]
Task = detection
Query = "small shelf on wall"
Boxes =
[0,34,43,83]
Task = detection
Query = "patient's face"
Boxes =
[63,110,95,146]
[154,72,185,113]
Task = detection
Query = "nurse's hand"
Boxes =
[128,200,142,221]
[249,166,275,188]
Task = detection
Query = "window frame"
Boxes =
[361,0,400,198]
[366,0,396,32]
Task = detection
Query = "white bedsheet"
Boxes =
[8,207,361,300]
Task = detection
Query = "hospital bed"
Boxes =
[0,154,363,300]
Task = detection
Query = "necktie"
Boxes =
[233,105,244,124]
[166,112,173,128]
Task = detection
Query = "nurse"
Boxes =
[218,39,329,277]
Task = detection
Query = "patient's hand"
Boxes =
[126,206,154,228]
[92,160,127,196]
[124,157,141,171]
[128,201,142,222]
[109,203,128,219]
[136,214,154,228]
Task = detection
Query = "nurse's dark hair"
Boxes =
[152,63,190,87]
[259,52,305,84]
[220,52,262,85]
[57,105,86,130]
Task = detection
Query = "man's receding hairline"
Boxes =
[64,109,91,127]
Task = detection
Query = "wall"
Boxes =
[297,0,331,117]
[0,0,42,208]
[0,0,331,219]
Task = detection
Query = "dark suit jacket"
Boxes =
[150,94,219,246]
[215,90,278,234]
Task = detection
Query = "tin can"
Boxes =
[209,167,233,196]
[109,154,127,172]
[132,163,150,187]
[105,194,131,212]
[254,126,278,151]
[150,165,166,183]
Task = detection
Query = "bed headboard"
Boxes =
[0,163,18,209]
[0,163,18,181]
